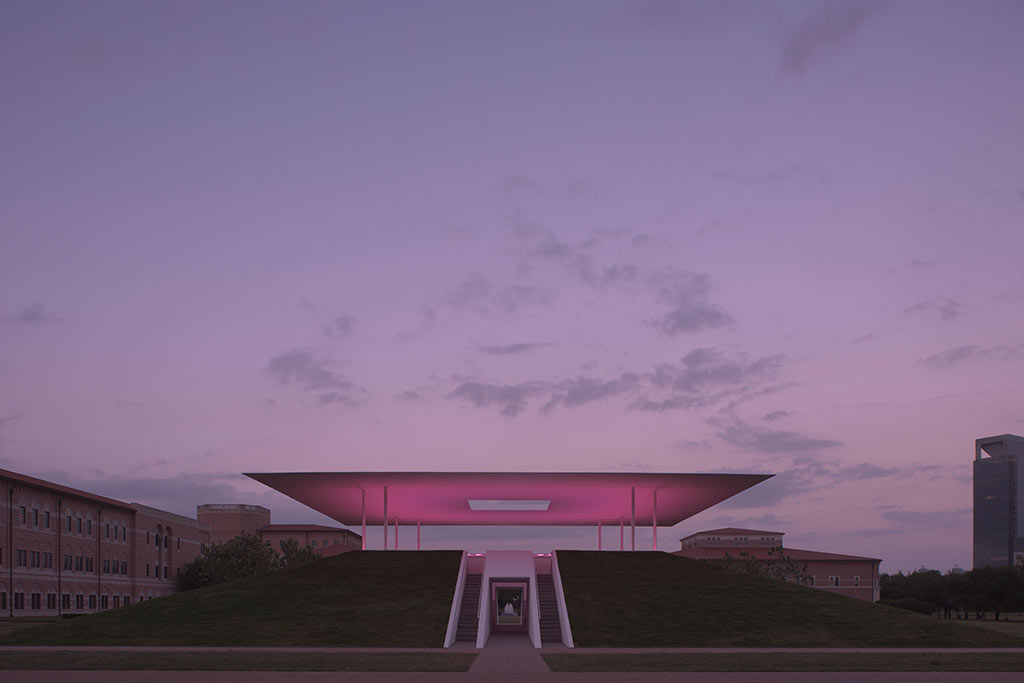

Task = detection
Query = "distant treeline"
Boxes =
[881,566,1024,620]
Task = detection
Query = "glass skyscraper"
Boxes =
[974,434,1024,568]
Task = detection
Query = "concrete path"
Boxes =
[3,644,1024,682]
[4,672,1024,682]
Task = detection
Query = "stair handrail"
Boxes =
[551,550,575,647]
[443,550,469,647]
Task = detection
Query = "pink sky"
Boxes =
[2,0,1023,572]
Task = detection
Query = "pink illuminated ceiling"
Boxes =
[244,472,772,526]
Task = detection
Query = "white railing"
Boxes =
[443,551,468,648]
[551,550,575,648]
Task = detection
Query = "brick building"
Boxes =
[1,468,210,616]
[675,527,881,602]
[257,524,361,555]
[196,504,361,556]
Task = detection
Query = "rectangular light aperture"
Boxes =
[468,499,551,511]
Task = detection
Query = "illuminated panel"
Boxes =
[469,499,551,511]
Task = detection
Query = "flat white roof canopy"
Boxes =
[245,471,772,527]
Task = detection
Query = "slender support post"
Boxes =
[383,486,388,551]
[395,517,399,550]
[598,521,602,551]
[361,488,366,550]
[620,519,624,551]
[630,487,636,551]
[417,521,421,551]
[652,489,658,551]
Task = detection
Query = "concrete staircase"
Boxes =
[455,573,482,642]
[537,573,563,643]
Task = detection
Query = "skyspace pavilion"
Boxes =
[245,471,771,648]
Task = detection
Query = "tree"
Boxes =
[279,538,319,567]
[715,547,810,584]
[179,533,280,590]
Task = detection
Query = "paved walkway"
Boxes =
[3,641,1024,682]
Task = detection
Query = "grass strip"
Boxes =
[543,652,1024,672]
[0,651,477,672]
[1,551,462,647]
[556,551,1024,647]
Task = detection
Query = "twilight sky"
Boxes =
[2,0,1023,572]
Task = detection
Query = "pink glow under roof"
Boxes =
[244,471,772,526]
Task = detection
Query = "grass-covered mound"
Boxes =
[1,550,461,647]
[556,551,1024,647]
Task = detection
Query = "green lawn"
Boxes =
[543,653,1024,672]
[556,551,1024,647]
[0,651,476,671]
[0,550,462,647]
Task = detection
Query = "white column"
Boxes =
[361,488,366,551]
[652,489,658,551]
[630,487,636,552]
[383,486,388,551]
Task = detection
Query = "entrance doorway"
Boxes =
[491,580,527,631]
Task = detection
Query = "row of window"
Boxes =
[1,591,136,611]
[102,559,129,575]
[145,531,179,550]
[15,507,129,543]
[13,549,54,569]
[801,575,874,587]
[2,546,172,579]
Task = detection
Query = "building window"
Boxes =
[61,594,70,610]
[0,593,5,610]
[122,527,127,541]
[45,511,50,528]
[16,549,27,567]
[147,531,150,544]
[103,559,110,574]
[43,552,53,569]
[123,595,130,606]
[88,595,96,610]
[334,539,340,545]
[100,595,108,610]
[75,556,83,571]
[47,593,56,610]
[853,576,860,586]
[20,506,26,524]
[64,554,72,570]
[85,557,94,572]
[146,563,150,577]
[14,592,25,610]
[67,515,72,532]
[311,540,318,547]
[163,565,168,579]
[177,537,180,550]
[122,561,128,574]
[75,594,84,610]
[32,508,39,526]
[77,518,82,533]
[30,593,41,610]
[828,576,840,586]
[87,520,92,535]
[30,550,40,568]
[113,595,120,608]
[105,524,110,538]
[808,575,815,586]
[265,540,271,547]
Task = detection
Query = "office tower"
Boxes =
[974,434,1024,567]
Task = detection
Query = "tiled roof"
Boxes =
[681,527,784,538]
[258,524,359,534]
[0,468,136,511]
[675,546,880,563]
